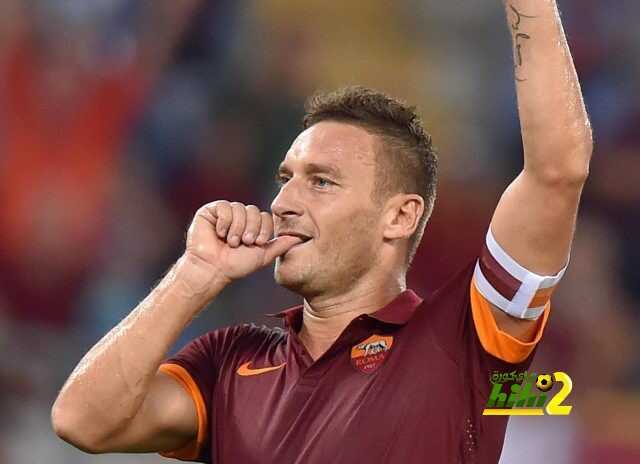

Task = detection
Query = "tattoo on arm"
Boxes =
[509,4,536,82]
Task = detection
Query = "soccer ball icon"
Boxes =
[536,374,553,392]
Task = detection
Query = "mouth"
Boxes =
[276,231,313,243]
[276,231,313,254]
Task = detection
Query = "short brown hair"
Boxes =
[303,86,438,266]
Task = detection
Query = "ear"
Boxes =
[382,194,425,240]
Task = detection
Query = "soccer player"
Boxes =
[52,1,592,462]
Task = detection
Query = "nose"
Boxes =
[271,178,304,219]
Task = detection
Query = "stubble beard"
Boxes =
[273,249,315,294]
[273,213,380,298]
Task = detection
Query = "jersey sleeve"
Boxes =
[469,277,549,364]
[158,325,247,463]
[469,224,568,363]
[424,244,561,461]
[427,256,550,372]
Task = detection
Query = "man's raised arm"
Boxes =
[475,1,593,342]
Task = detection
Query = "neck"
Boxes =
[298,275,406,360]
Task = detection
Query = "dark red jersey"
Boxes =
[159,258,549,463]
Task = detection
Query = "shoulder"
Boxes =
[199,321,287,356]
[409,258,477,360]
[425,257,477,308]
[229,322,287,348]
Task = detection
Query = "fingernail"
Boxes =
[230,235,239,246]
[244,233,254,242]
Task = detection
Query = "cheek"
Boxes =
[316,211,379,255]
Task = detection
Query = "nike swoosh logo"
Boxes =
[236,361,286,377]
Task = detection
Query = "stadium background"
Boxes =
[0,0,638,462]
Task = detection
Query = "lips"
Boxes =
[276,231,313,256]
[276,231,313,242]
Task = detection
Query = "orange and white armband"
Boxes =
[473,228,569,320]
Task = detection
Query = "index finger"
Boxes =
[208,201,232,238]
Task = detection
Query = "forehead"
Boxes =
[281,121,377,174]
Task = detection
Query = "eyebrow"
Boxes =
[277,162,344,180]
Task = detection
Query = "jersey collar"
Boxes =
[265,289,424,327]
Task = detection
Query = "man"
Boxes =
[52,1,592,462]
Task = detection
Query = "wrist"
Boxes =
[170,253,231,303]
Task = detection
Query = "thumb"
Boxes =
[261,235,304,265]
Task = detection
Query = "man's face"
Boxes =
[271,121,383,297]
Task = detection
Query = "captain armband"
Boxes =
[472,228,569,320]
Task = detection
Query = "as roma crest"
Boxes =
[351,334,394,374]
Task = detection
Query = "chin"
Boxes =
[274,262,301,287]
[274,260,312,294]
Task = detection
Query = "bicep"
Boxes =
[100,370,198,453]
[490,169,580,275]
[480,169,581,340]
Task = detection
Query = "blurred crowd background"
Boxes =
[0,0,637,463]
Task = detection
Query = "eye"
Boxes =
[275,173,290,186]
[313,176,333,188]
